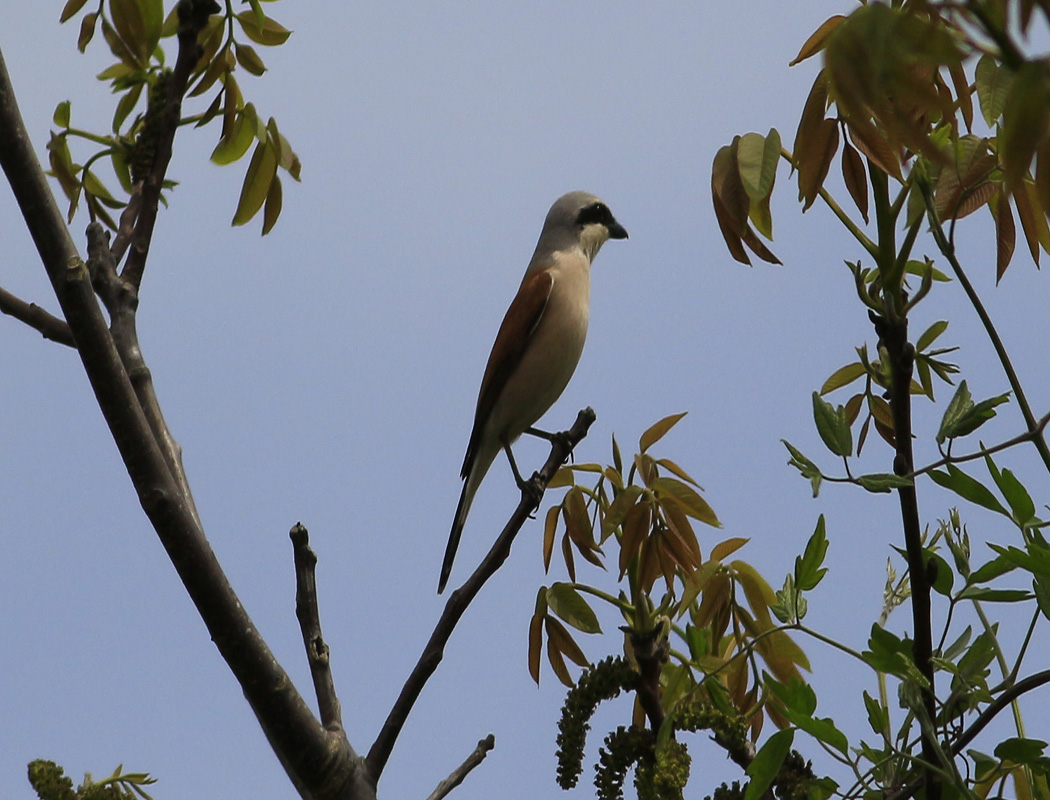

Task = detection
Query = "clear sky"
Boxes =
[1,3,1048,799]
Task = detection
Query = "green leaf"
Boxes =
[928,464,1009,516]
[937,380,973,444]
[234,10,292,46]
[782,440,822,497]
[60,0,89,22]
[546,583,601,634]
[651,476,720,527]
[927,551,954,596]
[863,691,888,736]
[994,738,1048,765]
[916,320,949,352]
[210,110,256,165]
[53,100,71,129]
[639,412,687,453]
[975,54,1012,127]
[812,392,852,457]
[986,455,1036,526]
[232,139,278,226]
[957,587,1031,602]
[820,362,866,395]
[262,172,282,235]
[235,42,267,75]
[737,130,780,201]
[77,12,98,51]
[968,555,1016,585]
[112,82,142,133]
[765,675,816,715]
[856,473,913,493]
[794,515,828,591]
[744,728,795,800]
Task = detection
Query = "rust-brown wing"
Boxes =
[460,269,554,478]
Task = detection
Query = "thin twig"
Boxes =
[919,181,1050,475]
[0,285,74,346]
[291,523,343,731]
[910,411,1050,478]
[426,735,496,800]
[366,408,597,781]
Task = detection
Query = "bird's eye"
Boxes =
[576,202,611,227]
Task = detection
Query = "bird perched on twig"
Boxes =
[439,191,628,593]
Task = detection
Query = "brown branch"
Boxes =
[365,408,597,781]
[291,523,343,731]
[426,735,496,800]
[120,0,216,290]
[0,285,74,346]
[0,31,372,800]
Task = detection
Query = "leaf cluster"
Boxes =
[51,0,299,234]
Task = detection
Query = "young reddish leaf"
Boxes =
[733,560,777,627]
[232,140,278,226]
[545,635,572,687]
[1001,63,1050,191]
[844,393,863,426]
[993,191,1016,282]
[841,139,869,222]
[652,476,720,527]
[949,62,974,133]
[562,487,597,550]
[528,605,544,684]
[619,501,650,579]
[789,15,846,66]
[710,537,749,562]
[655,458,702,489]
[712,142,751,263]
[740,226,782,265]
[1013,179,1046,265]
[546,617,589,668]
[543,505,559,571]
[639,412,687,453]
[846,121,902,182]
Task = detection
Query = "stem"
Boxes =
[921,187,1050,475]
[780,148,879,258]
[872,163,941,800]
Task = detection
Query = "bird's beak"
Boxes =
[607,220,628,240]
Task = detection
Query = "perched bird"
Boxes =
[439,191,628,593]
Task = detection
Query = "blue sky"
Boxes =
[1,2,1048,799]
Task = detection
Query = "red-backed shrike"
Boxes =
[439,191,627,593]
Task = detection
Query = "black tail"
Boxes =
[438,477,473,593]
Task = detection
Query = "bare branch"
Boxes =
[1,32,371,800]
[0,285,74,346]
[366,408,596,781]
[426,735,496,800]
[291,523,344,731]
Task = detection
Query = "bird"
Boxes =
[439,191,628,593]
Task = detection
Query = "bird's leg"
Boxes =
[523,426,554,441]
[501,439,530,490]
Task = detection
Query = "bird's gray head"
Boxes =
[538,191,628,263]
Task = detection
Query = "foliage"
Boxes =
[50,0,299,233]
[536,2,1050,799]
[28,760,156,800]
